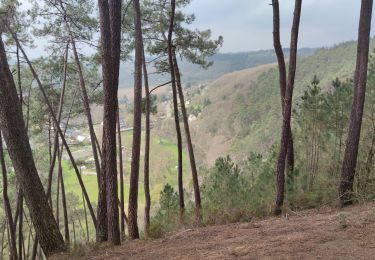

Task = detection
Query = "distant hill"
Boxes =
[119,48,316,88]
[187,41,374,164]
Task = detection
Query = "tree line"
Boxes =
[0,0,221,258]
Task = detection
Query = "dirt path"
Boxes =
[56,203,375,259]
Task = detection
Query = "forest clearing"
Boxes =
[55,203,375,259]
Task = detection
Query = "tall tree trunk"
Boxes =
[172,49,201,214]
[58,145,70,243]
[272,0,295,177]
[0,34,65,256]
[107,0,122,245]
[128,0,143,240]
[167,0,185,218]
[71,219,76,245]
[7,28,97,228]
[46,43,69,202]
[97,0,122,245]
[339,0,373,206]
[142,49,151,235]
[58,1,102,187]
[18,195,24,260]
[0,222,5,260]
[56,156,61,227]
[81,174,90,242]
[58,91,77,244]
[117,111,126,238]
[16,44,24,260]
[0,132,18,260]
[70,36,102,185]
[273,0,302,215]
[96,0,109,238]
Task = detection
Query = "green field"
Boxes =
[62,130,190,217]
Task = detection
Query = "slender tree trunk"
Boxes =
[339,0,373,206]
[272,0,295,177]
[46,42,68,202]
[0,34,65,256]
[97,0,109,243]
[70,36,102,185]
[0,132,18,260]
[0,222,5,259]
[59,2,102,185]
[58,145,70,243]
[167,0,185,217]
[31,236,37,260]
[117,111,125,238]
[363,129,375,192]
[7,27,97,229]
[58,92,77,244]
[142,49,151,235]
[172,49,201,214]
[95,133,103,160]
[128,0,143,240]
[273,0,302,215]
[25,218,32,259]
[18,195,24,260]
[82,183,90,242]
[71,219,76,245]
[56,154,61,227]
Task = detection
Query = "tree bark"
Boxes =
[339,0,373,206]
[16,45,24,260]
[58,144,70,243]
[274,0,302,215]
[0,132,18,260]
[82,182,90,242]
[107,0,122,245]
[172,49,202,214]
[142,49,151,235]
[18,194,24,260]
[167,0,185,217]
[0,35,65,256]
[97,0,122,245]
[272,0,295,176]
[128,0,143,240]
[97,0,110,241]
[117,110,126,238]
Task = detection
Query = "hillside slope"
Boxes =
[118,48,315,88]
[56,203,375,259]
[188,63,277,165]
[190,41,375,163]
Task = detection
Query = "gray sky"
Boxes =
[185,0,375,52]
[24,0,375,57]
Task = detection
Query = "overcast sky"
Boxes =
[24,0,375,57]
[185,0,375,53]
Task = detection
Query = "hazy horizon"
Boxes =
[22,0,375,58]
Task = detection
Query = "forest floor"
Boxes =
[54,202,375,259]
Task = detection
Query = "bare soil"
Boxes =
[55,203,375,259]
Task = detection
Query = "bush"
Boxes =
[149,184,183,238]
[201,156,253,224]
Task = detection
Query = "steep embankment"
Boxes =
[190,41,374,164]
[56,203,375,259]
[189,63,277,165]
